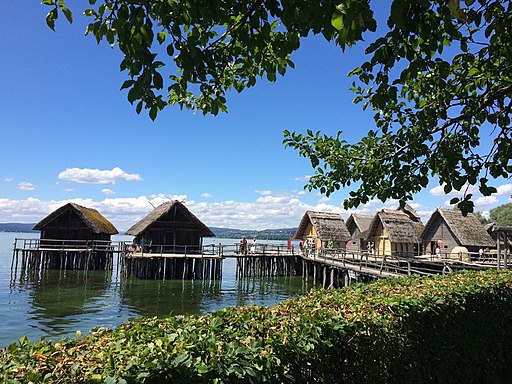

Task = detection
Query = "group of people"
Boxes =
[299,238,317,256]
[239,237,257,255]
[128,237,153,254]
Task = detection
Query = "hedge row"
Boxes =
[2,270,512,383]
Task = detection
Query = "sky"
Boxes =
[0,2,511,232]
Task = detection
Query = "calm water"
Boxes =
[0,233,309,348]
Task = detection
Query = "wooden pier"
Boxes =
[300,248,511,288]
[12,239,510,287]
[11,238,118,274]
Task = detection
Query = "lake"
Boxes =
[0,232,310,348]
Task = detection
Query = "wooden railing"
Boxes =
[14,238,117,252]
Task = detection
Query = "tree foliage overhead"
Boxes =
[43,0,511,214]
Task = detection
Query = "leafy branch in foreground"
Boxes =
[284,0,512,214]
[41,0,512,213]
[42,0,375,120]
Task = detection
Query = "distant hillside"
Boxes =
[0,223,37,233]
[0,223,296,239]
[210,227,297,240]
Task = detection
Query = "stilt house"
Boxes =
[126,201,215,253]
[293,211,351,254]
[31,202,118,270]
[366,206,424,257]
[33,202,118,243]
[345,213,373,255]
[485,222,512,255]
[421,208,495,259]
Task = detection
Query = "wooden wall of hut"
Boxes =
[121,256,223,280]
[39,208,111,242]
[235,256,302,279]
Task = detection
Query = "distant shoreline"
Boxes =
[0,223,297,241]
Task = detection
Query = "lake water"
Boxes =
[0,232,309,348]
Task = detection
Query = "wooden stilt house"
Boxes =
[421,208,495,259]
[366,206,424,257]
[32,202,118,269]
[126,201,215,254]
[33,202,118,242]
[485,222,512,256]
[345,213,373,255]
[293,211,351,255]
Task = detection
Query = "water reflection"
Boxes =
[11,269,114,337]
[119,278,223,317]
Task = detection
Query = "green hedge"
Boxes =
[2,270,512,383]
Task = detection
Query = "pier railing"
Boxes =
[123,242,296,258]
[13,238,117,252]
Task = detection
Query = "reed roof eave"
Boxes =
[126,201,215,238]
[293,211,351,242]
[367,209,423,243]
[32,203,118,235]
[346,213,374,234]
[422,208,495,247]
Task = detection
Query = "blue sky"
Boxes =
[1,2,510,231]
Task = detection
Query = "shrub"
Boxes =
[2,270,512,383]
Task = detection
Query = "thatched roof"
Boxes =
[485,222,512,238]
[367,209,424,243]
[293,211,351,242]
[33,203,118,235]
[126,201,215,237]
[422,208,494,247]
[346,213,373,235]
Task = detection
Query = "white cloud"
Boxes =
[474,196,499,207]
[4,177,13,183]
[17,182,35,191]
[318,196,330,204]
[101,188,116,196]
[58,167,142,185]
[255,190,272,196]
[430,183,479,197]
[201,193,213,199]
[496,184,512,196]
[294,175,311,182]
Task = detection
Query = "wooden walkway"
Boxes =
[12,238,510,286]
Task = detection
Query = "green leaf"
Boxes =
[46,8,58,31]
[60,6,73,23]
[331,11,344,31]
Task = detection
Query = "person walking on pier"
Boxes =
[250,238,257,254]
[140,237,146,253]
[239,237,248,255]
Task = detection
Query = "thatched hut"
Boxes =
[33,202,118,242]
[31,202,118,270]
[421,208,495,258]
[485,222,512,255]
[366,207,424,257]
[345,213,373,254]
[293,211,351,254]
[126,201,215,253]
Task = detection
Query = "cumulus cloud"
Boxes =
[101,188,116,196]
[496,184,512,196]
[474,196,499,207]
[255,190,272,196]
[4,177,13,183]
[430,183,479,197]
[17,182,35,191]
[58,167,141,185]
[201,193,213,199]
